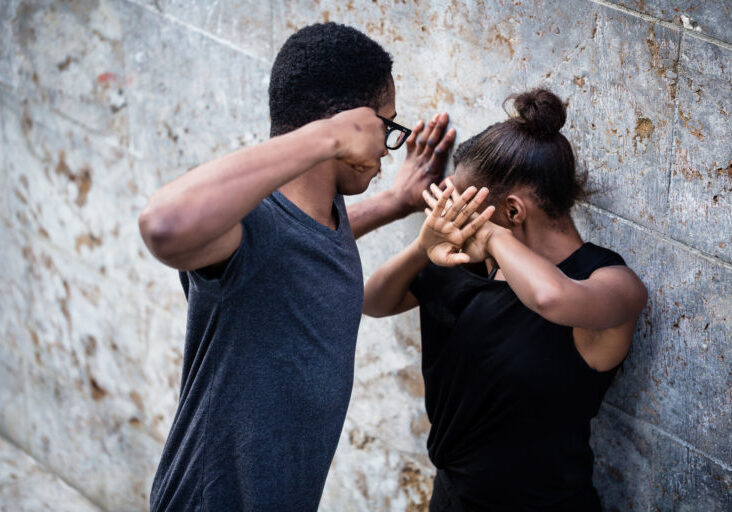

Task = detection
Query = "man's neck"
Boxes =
[278,162,339,230]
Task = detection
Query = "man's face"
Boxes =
[335,77,396,195]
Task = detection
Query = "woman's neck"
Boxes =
[515,215,584,265]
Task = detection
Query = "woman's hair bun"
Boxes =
[509,88,566,138]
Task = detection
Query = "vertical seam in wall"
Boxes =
[663,30,683,236]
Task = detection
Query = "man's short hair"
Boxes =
[269,22,393,137]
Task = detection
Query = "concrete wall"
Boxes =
[0,0,729,510]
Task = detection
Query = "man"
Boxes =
[139,22,454,511]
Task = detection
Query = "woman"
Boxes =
[363,89,647,511]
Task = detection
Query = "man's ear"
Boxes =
[504,194,527,226]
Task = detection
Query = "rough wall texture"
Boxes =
[0,1,729,510]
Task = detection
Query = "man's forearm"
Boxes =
[347,190,413,239]
[140,120,337,259]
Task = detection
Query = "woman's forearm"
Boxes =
[363,240,428,317]
[487,230,570,314]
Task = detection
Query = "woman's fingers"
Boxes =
[422,189,438,210]
[444,186,477,222]
[430,183,454,220]
[453,187,489,227]
[460,205,496,239]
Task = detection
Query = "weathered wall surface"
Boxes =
[0,1,729,510]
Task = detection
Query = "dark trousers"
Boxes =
[429,469,602,512]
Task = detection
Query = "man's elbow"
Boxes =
[138,203,181,262]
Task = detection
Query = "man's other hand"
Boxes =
[391,112,456,214]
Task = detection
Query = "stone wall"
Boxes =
[0,1,729,510]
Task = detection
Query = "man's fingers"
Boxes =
[405,120,424,151]
[460,205,496,239]
[431,128,456,159]
[424,112,448,152]
[453,187,489,227]
[416,114,439,151]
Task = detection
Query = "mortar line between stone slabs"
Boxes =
[0,434,107,511]
[125,0,272,65]
[588,0,732,50]
[577,201,732,271]
[601,402,732,472]
[663,30,683,237]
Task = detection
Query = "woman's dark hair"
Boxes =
[269,23,393,137]
[453,88,586,218]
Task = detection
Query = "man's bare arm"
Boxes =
[139,108,385,270]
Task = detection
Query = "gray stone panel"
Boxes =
[23,362,162,510]
[667,36,731,262]
[608,0,732,43]
[0,0,16,88]
[575,204,731,464]
[121,0,271,171]
[137,0,274,62]
[11,0,128,142]
[276,1,678,233]
[591,404,731,511]
[0,437,103,512]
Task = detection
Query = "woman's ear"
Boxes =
[504,194,527,225]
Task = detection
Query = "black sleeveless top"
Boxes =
[410,242,626,510]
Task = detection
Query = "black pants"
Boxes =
[429,470,602,512]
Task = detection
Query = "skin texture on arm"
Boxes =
[138,108,386,270]
[348,113,456,239]
[362,241,427,317]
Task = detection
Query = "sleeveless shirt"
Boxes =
[410,242,626,510]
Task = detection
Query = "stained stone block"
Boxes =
[0,437,102,512]
[575,204,732,464]
[609,0,732,43]
[24,363,162,510]
[1,91,185,314]
[121,0,271,171]
[137,0,274,62]
[11,0,128,142]
[0,0,15,88]
[591,404,731,511]
[667,37,731,262]
[0,346,28,451]
[321,418,434,512]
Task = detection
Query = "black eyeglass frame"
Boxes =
[377,115,412,150]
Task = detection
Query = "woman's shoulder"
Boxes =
[560,242,626,280]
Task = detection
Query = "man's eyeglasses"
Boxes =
[377,115,412,150]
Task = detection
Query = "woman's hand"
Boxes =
[418,180,494,266]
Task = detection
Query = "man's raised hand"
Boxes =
[328,107,386,174]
